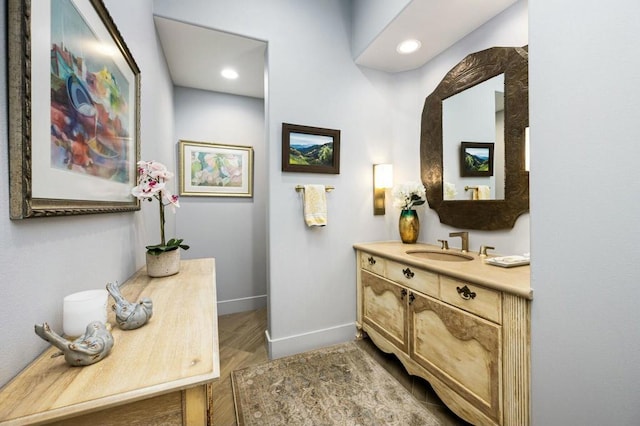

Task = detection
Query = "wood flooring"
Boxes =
[212,308,269,425]
[212,308,468,425]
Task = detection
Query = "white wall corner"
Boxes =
[265,322,357,360]
[350,0,411,60]
[217,295,267,316]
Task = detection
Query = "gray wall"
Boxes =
[153,0,397,358]
[0,0,175,387]
[530,1,640,424]
[173,87,267,315]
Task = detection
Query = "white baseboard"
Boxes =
[265,322,356,359]
[217,294,267,316]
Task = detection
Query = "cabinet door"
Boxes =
[361,270,408,352]
[409,292,502,424]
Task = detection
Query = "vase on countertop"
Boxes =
[146,249,180,278]
[399,209,419,244]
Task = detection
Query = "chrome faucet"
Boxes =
[449,231,469,252]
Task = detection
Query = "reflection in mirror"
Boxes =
[442,74,504,200]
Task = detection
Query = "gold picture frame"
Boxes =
[178,140,254,198]
[8,0,141,219]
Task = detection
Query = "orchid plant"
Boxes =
[392,181,427,210]
[132,160,189,255]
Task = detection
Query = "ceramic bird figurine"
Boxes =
[34,321,114,366]
[106,281,153,330]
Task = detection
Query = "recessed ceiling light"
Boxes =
[221,68,239,80]
[396,39,422,55]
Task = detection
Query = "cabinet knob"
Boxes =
[456,285,477,300]
[400,289,407,299]
[409,292,416,305]
[402,268,414,279]
[367,256,376,265]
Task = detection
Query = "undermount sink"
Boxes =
[406,250,474,262]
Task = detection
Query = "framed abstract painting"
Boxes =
[8,0,141,218]
[178,140,254,198]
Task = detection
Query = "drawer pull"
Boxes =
[367,256,376,265]
[456,285,477,300]
[400,289,407,299]
[408,292,416,305]
[402,268,415,279]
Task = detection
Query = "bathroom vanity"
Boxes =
[354,242,531,426]
[0,258,219,425]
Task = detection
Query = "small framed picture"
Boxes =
[178,140,253,197]
[282,123,340,174]
[460,142,494,177]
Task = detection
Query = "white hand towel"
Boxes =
[303,185,327,227]
[477,185,491,200]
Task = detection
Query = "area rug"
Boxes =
[231,341,442,425]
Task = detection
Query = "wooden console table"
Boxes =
[0,258,219,425]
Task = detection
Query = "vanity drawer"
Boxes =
[360,252,386,276]
[440,276,502,324]
[386,260,439,298]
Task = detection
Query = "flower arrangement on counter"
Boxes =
[131,160,190,255]
[443,182,458,200]
[392,181,426,210]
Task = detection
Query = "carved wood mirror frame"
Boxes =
[420,46,529,230]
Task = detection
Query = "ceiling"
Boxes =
[154,16,266,99]
[154,0,518,98]
[355,0,519,72]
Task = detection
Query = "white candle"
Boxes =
[63,289,109,338]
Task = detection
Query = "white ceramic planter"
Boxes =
[145,250,180,277]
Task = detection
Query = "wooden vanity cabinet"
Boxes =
[357,249,530,426]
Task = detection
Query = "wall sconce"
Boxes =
[373,164,393,215]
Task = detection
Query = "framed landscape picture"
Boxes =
[8,0,141,219]
[460,142,494,177]
[178,140,254,198]
[282,123,340,174]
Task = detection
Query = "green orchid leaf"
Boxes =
[145,237,189,255]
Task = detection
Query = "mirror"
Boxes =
[421,46,528,230]
[442,74,505,200]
